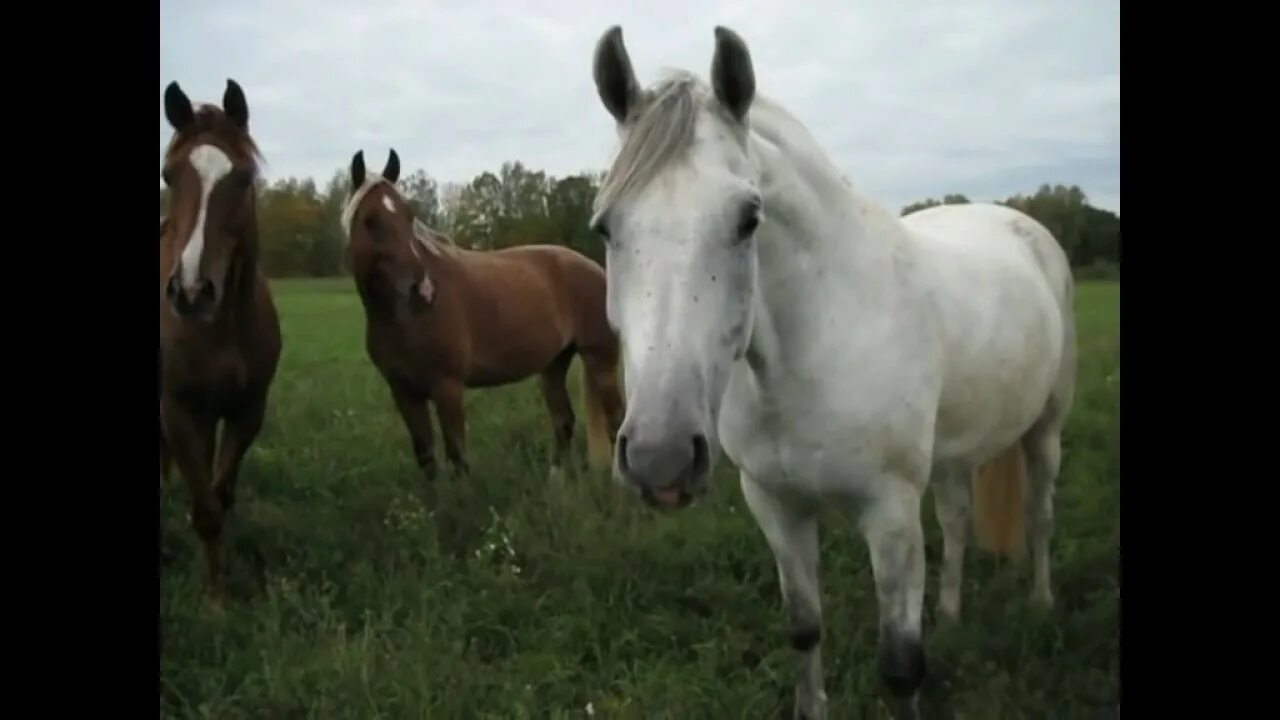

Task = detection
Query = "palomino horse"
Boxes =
[589,27,1076,718]
[159,80,282,594]
[340,149,624,482]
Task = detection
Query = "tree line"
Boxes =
[159,163,1120,280]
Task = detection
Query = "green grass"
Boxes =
[160,279,1120,719]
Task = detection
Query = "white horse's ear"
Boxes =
[593,25,641,124]
[710,26,755,123]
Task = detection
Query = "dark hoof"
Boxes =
[790,624,822,652]
[878,628,926,698]
[216,487,236,512]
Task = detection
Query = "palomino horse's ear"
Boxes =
[351,150,366,189]
[384,149,401,184]
[164,82,195,132]
[710,26,755,124]
[223,79,249,128]
[593,25,641,125]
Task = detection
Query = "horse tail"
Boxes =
[971,443,1028,558]
[580,355,619,472]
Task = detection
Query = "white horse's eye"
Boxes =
[737,202,762,240]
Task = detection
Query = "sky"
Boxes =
[159,0,1120,214]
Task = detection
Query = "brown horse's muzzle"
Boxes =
[166,272,220,320]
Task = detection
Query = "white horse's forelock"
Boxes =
[592,70,707,222]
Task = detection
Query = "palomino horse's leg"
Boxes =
[859,478,928,719]
[432,379,469,476]
[213,393,267,514]
[930,463,972,622]
[539,350,577,476]
[391,384,437,481]
[582,352,625,441]
[160,399,222,593]
[1021,425,1062,609]
[739,472,827,720]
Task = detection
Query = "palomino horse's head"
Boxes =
[590,26,764,510]
[341,149,439,315]
[160,79,262,321]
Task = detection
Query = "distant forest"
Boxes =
[160,162,1120,281]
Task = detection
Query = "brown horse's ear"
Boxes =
[164,82,195,132]
[384,149,401,184]
[710,26,755,124]
[223,79,249,128]
[351,150,366,189]
[593,25,641,125]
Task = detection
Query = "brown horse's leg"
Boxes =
[583,352,625,441]
[391,384,437,481]
[432,379,469,476]
[540,350,577,474]
[161,399,222,592]
[213,392,267,514]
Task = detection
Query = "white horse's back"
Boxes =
[899,202,1075,466]
[903,202,1072,309]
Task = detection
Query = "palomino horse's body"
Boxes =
[590,27,1076,718]
[340,150,624,481]
[159,80,281,593]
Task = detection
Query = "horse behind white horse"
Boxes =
[589,25,1076,719]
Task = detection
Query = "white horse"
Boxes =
[589,26,1076,719]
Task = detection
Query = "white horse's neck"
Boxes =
[741,97,914,375]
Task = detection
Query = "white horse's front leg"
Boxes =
[859,477,928,719]
[740,472,826,720]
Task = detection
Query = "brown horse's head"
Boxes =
[160,79,262,321]
[342,149,439,315]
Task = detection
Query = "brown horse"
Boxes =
[159,79,281,594]
[341,149,624,482]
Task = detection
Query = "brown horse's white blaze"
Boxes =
[173,144,234,309]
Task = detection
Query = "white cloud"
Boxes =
[160,0,1119,212]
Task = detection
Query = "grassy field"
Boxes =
[159,278,1120,719]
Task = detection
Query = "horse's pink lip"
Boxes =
[649,486,690,510]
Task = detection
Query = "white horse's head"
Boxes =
[590,26,762,510]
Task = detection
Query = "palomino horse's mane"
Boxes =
[340,174,459,258]
[592,70,716,219]
[163,105,266,186]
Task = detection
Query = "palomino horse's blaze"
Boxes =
[590,26,1076,719]
[341,149,624,483]
[159,80,282,594]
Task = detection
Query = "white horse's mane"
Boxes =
[591,68,856,226]
[593,70,720,217]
